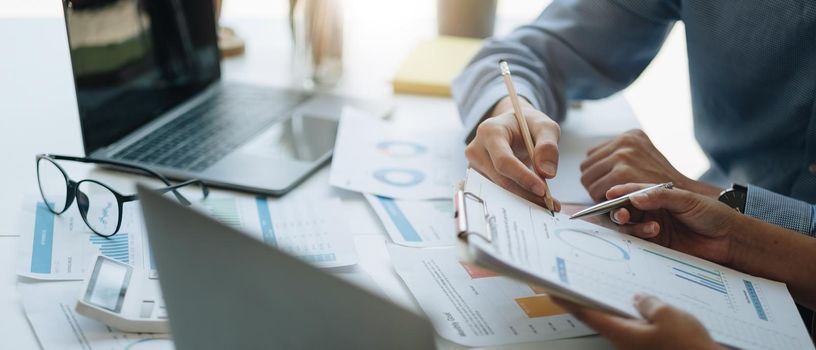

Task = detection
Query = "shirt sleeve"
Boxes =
[452,0,679,141]
[745,186,816,237]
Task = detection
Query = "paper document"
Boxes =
[364,194,456,247]
[19,281,173,350]
[195,195,357,268]
[17,196,155,280]
[18,194,357,280]
[330,113,467,199]
[389,245,593,347]
[461,169,814,350]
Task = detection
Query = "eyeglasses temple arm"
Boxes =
[42,154,189,203]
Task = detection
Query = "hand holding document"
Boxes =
[457,169,814,350]
[330,112,467,199]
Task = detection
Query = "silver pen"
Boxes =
[569,183,674,220]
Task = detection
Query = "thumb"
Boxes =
[628,187,702,215]
[528,115,560,178]
[633,294,678,324]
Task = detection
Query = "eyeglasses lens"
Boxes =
[37,158,69,213]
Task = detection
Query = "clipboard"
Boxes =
[453,184,636,320]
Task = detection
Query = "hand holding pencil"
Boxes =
[462,60,562,212]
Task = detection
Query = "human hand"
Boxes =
[579,129,721,202]
[465,96,562,210]
[554,294,722,350]
[607,183,740,265]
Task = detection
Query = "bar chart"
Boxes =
[88,233,129,264]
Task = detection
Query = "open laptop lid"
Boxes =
[62,0,220,155]
[137,185,436,349]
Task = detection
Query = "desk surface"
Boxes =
[0,17,636,350]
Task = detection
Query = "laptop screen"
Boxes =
[62,0,220,154]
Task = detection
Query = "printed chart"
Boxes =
[389,245,593,347]
[197,196,357,267]
[463,169,814,350]
[364,194,456,247]
[330,113,467,199]
[18,198,152,281]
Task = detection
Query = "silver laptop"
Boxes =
[137,185,436,349]
[61,0,389,195]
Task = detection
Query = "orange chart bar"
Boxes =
[515,295,567,318]
[460,262,501,279]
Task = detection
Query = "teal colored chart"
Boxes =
[555,228,630,261]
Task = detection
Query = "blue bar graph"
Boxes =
[556,257,569,284]
[89,233,129,263]
[744,280,768,321]
[255,196,277,246]
[300,254,337,263]
[377,196,422,242]
[673,268,727,294]
[31,202,55,273]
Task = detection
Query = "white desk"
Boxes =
[0,17,630,349]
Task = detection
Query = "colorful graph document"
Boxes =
[19,281,172,350]
[17,196,155,281]
[460,169,814,350]
[330,113,467,199]
[17,194,357,280]
[364,194,456,247]
[389,245,593,347]
[195,195,357,268]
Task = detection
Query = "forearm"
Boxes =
[730,216,816,309]
[452,0,676,141]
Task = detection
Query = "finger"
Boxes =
[630,221,661,239]
[610,208,629,224]
[585,138,612,157]
[553,297,650,343]
[581,138,618,172]
[586,171,629,203]
[606,183,653,200]
[633,294,679,324]
[629,187,700,214]
[483,136,549,197]
[470,147,553,208]
[580,156,617,191]
[528,114,560,178]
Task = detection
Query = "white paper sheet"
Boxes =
[330,112,467,199]
[195,195,358,268]
[17,196,154,280]
[389,245,593,347]
[19,281,173,350]
[364,194,456,247]
[17,194,358,280]
[463,169,814,350]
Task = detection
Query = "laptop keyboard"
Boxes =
[115,85,307,171]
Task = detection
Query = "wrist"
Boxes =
[677,177,722,198]
[488,96,533,118]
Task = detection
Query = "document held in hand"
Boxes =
[456,169,813,350]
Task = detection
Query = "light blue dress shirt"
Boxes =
[452,0,816,236]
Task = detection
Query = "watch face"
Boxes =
[720,189,747,213]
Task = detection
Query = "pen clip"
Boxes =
[454,190,494,243]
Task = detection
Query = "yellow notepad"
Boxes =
[392,36,483,97]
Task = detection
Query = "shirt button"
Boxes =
[809,164,816,175]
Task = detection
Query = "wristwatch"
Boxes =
[718,184,748,213]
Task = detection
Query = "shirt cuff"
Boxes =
[460,78,543,143]
[744,186,815,236]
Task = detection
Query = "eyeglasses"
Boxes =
[36,154,209,237]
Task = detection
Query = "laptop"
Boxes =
[61,0,389,195]
[136,184,436,349]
